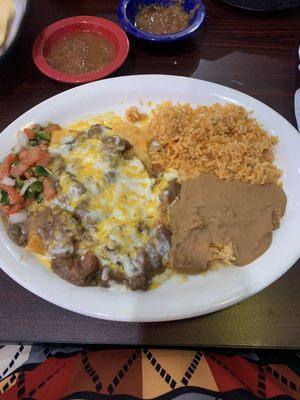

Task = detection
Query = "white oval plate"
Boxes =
[1,75,300,322]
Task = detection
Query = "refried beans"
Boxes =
[46,32,116,74]
[170,174,287,273]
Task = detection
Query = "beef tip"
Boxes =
[109,268,149,291]
[7,223,28,246]
[128,275,148,291]
[74,203,100,233]
[66,172,86,196]
[135,226,171,282]
[154,225,171,245]
[104,171,116,184]
[71,182,86,196]
[159,180,181,204]
[101,135,131,153]
[74,207,88,223]
[30,207,54,238]
[147,226,171,262]
[123,146,136,160]
[137,221,150,235]
[74,213,97,234]
[151,163,165,177]
[52,251,100,286]
[87,124,105,138]
[30,207,81,258]
[135,249,158,279]
[106,153,120,168]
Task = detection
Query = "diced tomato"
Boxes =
[45,124,61,134]
[0,184,24,205]
[18,147,27,159]
[19,147,43,166]
[0,153,17,179]
[25,198,34,207]
[151,163,164,177]
[18,147,26,157]
[2,202,25,215]
[23,128,35,140]
[0,184,25,215]
[43,177,56,201]
[10,163,30,177]
[19,147,51,168]
[38,152,52,166]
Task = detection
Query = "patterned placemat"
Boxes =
[0,345,299,399]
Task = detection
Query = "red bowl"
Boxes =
[33,16,130,84]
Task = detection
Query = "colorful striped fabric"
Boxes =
[0,345,299,399]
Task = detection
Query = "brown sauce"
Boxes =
[135,2,191,34]
[46,32,116,74]
[170,174,287,273]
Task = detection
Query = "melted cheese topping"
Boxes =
[48,126,173,278]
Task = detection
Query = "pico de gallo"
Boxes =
[0,123,60,223]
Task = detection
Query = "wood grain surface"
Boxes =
[0,0,299,347]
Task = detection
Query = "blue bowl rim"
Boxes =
[117,0,206,42]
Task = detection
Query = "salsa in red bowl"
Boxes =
[33,16,129,84]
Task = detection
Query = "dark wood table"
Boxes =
[0,0,300,348]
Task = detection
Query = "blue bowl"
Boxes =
[117,0,206,42]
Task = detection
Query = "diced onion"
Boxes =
[20,177,37,196]
[9,211,27,224]
[17,130,29,147]
[0,177,15,186]
[12,143,23,154]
